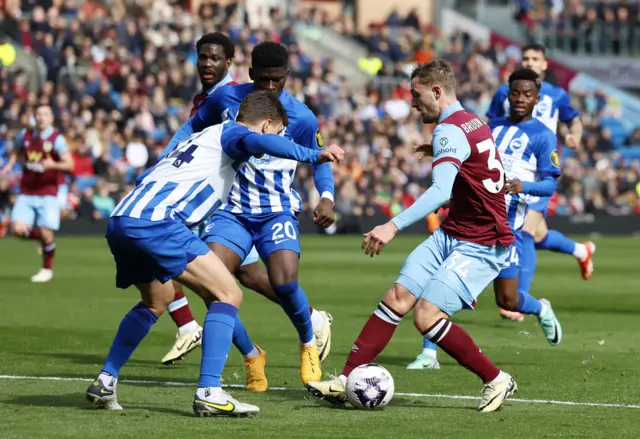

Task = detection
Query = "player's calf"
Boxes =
[415,293,517,412]
[161,282,202,365]
[308,284,413,401]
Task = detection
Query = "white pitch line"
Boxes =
[1,374,639,410]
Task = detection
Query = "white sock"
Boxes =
[573,243,588,261]
[302,335,317,347]
[244,345,260,359]
[422,348,437,357]
[310,309,326,330]
[338,374,348,387]
[196,386,223,399]
[98,371,117,389]
[178,320,199,334]
[490,370,508,384]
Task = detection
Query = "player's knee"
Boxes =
[382,284,416,316]
[413,300,448,334]
[534,220,548,243]
[40,228,54,244]
[236,264,266,291]
[10,222,28,237]
[212,284,244,308]
[268,266,298,289]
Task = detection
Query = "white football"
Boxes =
[345,364,395,410]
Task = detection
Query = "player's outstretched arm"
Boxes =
[241,133,344,164]
[363,162,459,258]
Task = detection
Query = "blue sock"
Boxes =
[232,315,255,357]
[422,338,438,352]
[516,291,542,315]
[517,231,538,303]
[273,281,314,344]
[535,229,576,255]
[199,302,238,388]
[103,302,158,377]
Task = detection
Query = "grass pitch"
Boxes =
[1,235,639,438]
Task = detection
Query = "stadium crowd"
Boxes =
[514,0,640,54]
[0,0,639,231]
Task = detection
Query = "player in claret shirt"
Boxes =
[307,60,518,413]
[1,104,74,282]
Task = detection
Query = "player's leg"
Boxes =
[200,212,268,392]
[160,280,202,365]
[534,217,596,280]
[257,213,321,385]
[495,231,562,345]
[416,238,517,412]
[407,338,440,370]
[89,217,257,415]
[235,247,333,362]
[307,230,445,404]
[29,196,60,282]
[172,251,259,416]
[87,279,173,410]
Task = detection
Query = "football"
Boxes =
[345,364,395,410]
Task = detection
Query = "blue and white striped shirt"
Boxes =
[489,117,561,230]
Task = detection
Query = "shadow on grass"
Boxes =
[6,393,192,417]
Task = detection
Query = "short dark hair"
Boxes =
[508,68,542,90]
[236,90,288,127]
[251,42,289,69]
[410,59,456,95]
[196,32,235,59]
[521,43,546,57]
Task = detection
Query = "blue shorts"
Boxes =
[11,194,61,230]
[198,218,260,267]
[200,210,300,263]
[106,216,210,289]
[396,228,509,316]
[498,229,522,279]
[526,195,550,216]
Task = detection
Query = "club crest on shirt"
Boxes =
[43,141,53,153]
[315,129,324,148]
[550,150,560,167]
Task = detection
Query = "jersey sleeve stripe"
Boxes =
[433,156,462,168]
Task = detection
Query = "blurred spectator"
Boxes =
[0,0,638,228]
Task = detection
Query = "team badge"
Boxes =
[315,130,325,148]
[550,150,560,167]
[43,141,53,153]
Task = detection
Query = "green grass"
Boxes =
[1,235,640,438]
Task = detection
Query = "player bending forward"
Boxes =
[160,42,336,388]
[307,60,517,413]
[160,40,333,385]
[407,69,564,370]
[86,90,343,416]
